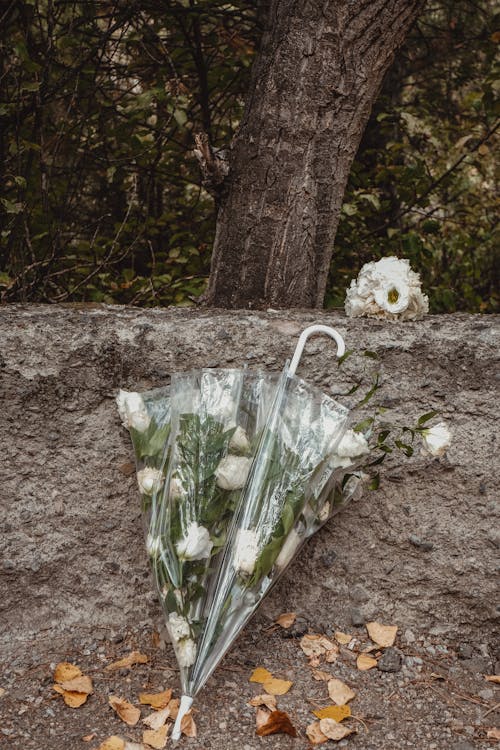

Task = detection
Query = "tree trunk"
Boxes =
[206,0,425,309]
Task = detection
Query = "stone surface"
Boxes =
[0,305,499,749]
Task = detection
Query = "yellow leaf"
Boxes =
[180,711,197,738]
[357,653,378,671]
[106,651,149,671]
[142,707,171,730]
[487,728,500,740]
[59,675,93,694]
[319,718,355,740]
[82,734,96,742]
[366,621,398,648]
[325,646,339,663]
[311,670,331,681]
[97,738,125,750]
[305,721,328,745]
[300,634,336,658]
[275,612,296,628]
[143,725,169,748]
[108,695,141,726]
[485,675,500,684]
[334,631,352,645]
[54,662,82,683]
[52,684,89,708]
[248,694,277,711]
[139,689,172,709]
[262,678,293,696]
[327,678,356,705]
[249,667,273,683]
[166,698,179,720]
[313,705,351,722]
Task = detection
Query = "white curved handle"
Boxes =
[288,324,345,377]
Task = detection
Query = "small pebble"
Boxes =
[408,534,434,551]
[350,608,365,627]
[377,647,402,673]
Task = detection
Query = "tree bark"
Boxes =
[206,0,425,309]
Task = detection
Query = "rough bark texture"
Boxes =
[1,306,499,749]
[207,0,424,309]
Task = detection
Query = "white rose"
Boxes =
[233,528,259,575]
[137,467,163,495]
[116,389,151,432]
[374,278,410,314]
[422,422,452,457]
[336,429,370,459]
[146,533,162,558]
[176,638,197,668]
[175,522,213,560]
[275,529,302,570]
[229,426,251,454]
[215,455,251,491]
[167,612,191,641]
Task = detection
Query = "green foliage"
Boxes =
[0,1,497,311]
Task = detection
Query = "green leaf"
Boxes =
[417,410,439,426]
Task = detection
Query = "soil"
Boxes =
[0,305,499,749]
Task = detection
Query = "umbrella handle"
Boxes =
[288,324,345,377]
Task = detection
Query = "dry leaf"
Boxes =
[319,718,355,741]
[485,675,500,684]
[325,646,339,663]
[166,698,179,720]
[312,670,331,681]
[357,653,378,671]
[106,651,149,671]
[263,678,293,696]
[487,728,500,740]
[256,707,271,731]
[255,710,297,737]
[249,667,273,683]
[109,695,141,726]
[366,621,398,648]
[82,734,96,742]
[139,689,172,710]
[275,612,297,628]
[142,707,171,730]
[0,688,5,698]
[52,684,89,708]
[124,742,146,750]
[59,675,93,694]
[143,725,168,749]
[300,634,336,658]
[97,738,125,750]
[54,662,82,683]
[305,721,328,745]
[248,694,277,711]
[334,631,352,645]
[313,705,351,722]
[181,712,197,738]
[327,678,356,705]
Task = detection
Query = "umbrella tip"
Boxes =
[171,694,194,741]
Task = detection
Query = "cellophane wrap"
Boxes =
[190,369,349,693]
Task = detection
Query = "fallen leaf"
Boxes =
[143,725,169,749]
[325,646,339,663]
[52,684,89,708]
[106,651,149,671]
[312,670,331,681]
[487,728,500,740]
[319,718,355,740]
[327,678,356,705]
[485,675,500,684]
[256,710,297,737]
[59,675,93,694]
[181,712,197,738]
[142,707,171,730]
[305,721,328,745]
[255,707,271,731]
[109,695,141,726]
[357,653,378,671]
[263,678,293,696]
[124,743,146,750]
[313,705,351,722]
[0,688,5,698]
[54,662,82,683]
[300,634,337,658]
[97,738,125,750]
[248,694,277,711]
[249,667,273,683]
[334,631,352,645]
[275,612,297,628]
[139,689,172,710]
[366,621,398,648]
[82,734,96,742]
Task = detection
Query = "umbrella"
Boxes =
[118,324,350,739]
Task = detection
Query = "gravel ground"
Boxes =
[0,305,499,748]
